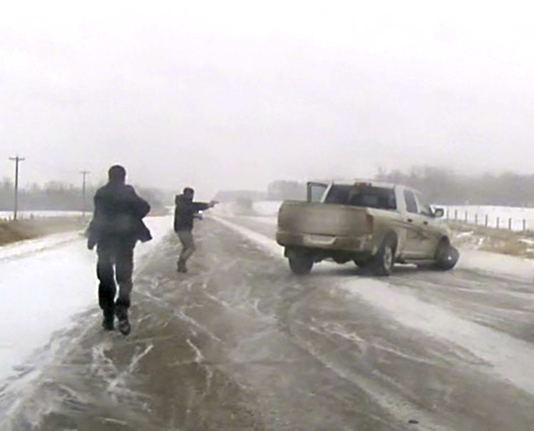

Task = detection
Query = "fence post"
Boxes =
[523,219,527,232]
[496,217,500,229]
[465,211,468,223]
[454,209,458,220]
[485,215,489,227]
[508,218,512,230]
[474,214,478,225]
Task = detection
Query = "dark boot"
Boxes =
[116,306,131,336]
[177,259,187,273]
[102,309,115,331]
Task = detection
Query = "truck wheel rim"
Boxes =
[384,246,393,269]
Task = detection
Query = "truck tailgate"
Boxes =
[278,201,370,236]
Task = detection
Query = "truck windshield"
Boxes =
[324,185,396,210]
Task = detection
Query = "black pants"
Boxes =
[97,237,135,318]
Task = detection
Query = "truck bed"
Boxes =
[277,201,372,237]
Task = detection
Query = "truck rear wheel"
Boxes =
[372,236,396,276]
[288,254,314,275]
[434,240,459,271]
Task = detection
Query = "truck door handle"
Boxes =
[407,218,413,223]
[423,221,428,225]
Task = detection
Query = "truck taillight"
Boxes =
[365,214,374,234]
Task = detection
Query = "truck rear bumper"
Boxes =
[276,231,372,252]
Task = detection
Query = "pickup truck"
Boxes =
[276,180,459,276]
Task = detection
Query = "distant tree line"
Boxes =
[266,167,534,207]
[0,178,167,213]
[375,166,534,206]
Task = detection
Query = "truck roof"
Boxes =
[343,179,395,188]
[312,179,420,194]
[308,179,421,194]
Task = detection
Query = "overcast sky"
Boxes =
[1,1,533,198]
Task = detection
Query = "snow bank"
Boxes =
[0,232,82,261]
[0,211,81,221]
[457,249,534,283]
[0,216,172,381]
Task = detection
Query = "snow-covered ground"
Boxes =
[2,201,533,388]
[0,210,82,220]
[214,215,534,401]
[2,207,534,430]
[0,216,172,382]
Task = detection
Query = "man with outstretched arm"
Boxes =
[86,165,152,335]
[174,187,217,273]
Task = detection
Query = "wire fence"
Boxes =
[443,206,534,232]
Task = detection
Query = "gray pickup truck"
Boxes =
[276,180,459,276]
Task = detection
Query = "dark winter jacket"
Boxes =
[174,195,210,232]
[86,183,152,249]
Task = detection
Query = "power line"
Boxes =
[80,170,91,218]
[9,156,25,221]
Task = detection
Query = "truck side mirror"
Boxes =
[434,208,445,218]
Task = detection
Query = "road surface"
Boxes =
[1,216,533,430]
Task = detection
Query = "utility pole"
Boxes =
[9,156,25,221]
[80,170,91,218]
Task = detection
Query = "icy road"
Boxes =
[1,215,534,431]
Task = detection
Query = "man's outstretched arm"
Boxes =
[192,200,217,212]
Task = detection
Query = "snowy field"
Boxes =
[443,205,534,231]
[0,216,172,382]
[0,211,82,221]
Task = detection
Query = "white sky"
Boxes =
[1,0,533,198]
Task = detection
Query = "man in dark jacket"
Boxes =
[174,187,216,272]
[86,165,152,335]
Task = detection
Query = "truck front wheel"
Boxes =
[288,254,314,275]
[434,240,459,271]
